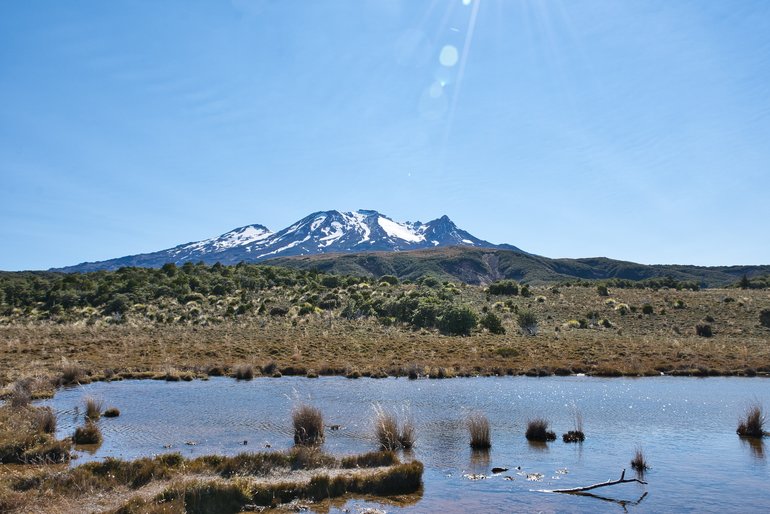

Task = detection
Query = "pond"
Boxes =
[39,376,769,513]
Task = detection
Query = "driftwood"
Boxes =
[540,469,647,494]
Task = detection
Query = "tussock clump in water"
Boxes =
[467,413,491,449]
[737,404,766,438]
[73,421,102,445]
[631,446,649,473]
[85,396,103,420]
[562,408,585,443]
[103,407,121,418]
[525,418,556,442]
[292,404,324,445]
[373,406,415,450]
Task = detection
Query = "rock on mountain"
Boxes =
[54,210,523,272]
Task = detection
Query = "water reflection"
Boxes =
[527,440,550,452]
[468,448,490,473]
[740,437,766,461]
[574,491,648,513]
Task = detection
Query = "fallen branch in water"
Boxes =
[539,469,647,494]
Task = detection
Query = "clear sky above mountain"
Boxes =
[1,0,769,270]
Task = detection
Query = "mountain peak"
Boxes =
[53,210,523,272]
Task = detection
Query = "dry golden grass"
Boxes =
[0,447,422,513]
[467,412,491,449]
[0,287,768,386]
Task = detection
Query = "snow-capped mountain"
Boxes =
[54,210,523,272]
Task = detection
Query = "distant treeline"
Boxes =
[735,274,770,290]
[558,276,701,291]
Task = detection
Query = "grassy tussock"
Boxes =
[292,404,324,445]
[737,404,766,438]
[340,450,397,468]
[103,407,121,417]
[562,408,585,442]
[8,381,32,408]
[631,446,649,472]
[467,413,491,449]
[73,421,102,445]
[85,396,103,420]
[374,408,399,451]
[525,418,556,442]
[60,362,85,385]
[0,404,70,464]
[233,364,254,380]
[34,407,57,434]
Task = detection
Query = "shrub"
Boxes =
[269,306,289,317]
[597,285,609,297]
[695,324,713,337]
[437,305,477,336]
[760,309,770,329]
[737,404,765,438]
[467,413,491,449]
[674,299,686,309]
[293,405,324,445]
[525,418,556,442]
[379,275,399,285]
[642,304,654,315]
[73,421,102,445]
[85,397,103,420]
[487,280,519,296]
[479,312,505,334]
[615,303,630,315]
[517,310,538,336]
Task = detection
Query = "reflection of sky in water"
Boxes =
[40,376,769,512]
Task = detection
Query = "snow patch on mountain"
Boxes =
[377,216,425,243]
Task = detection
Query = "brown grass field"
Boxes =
[1,286,768,391]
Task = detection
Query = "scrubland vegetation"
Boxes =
[0,263,768,388]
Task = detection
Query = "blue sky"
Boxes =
[1,0,769,270]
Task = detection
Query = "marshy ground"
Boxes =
[1,285,768,391]
[0,402,422,513]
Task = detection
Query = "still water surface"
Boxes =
[41,376,769,513]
